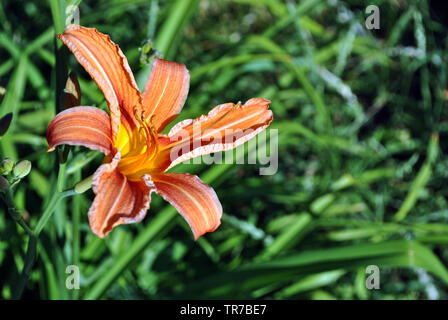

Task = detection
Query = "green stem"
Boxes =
[12,235,37,299]
[57,162,66,192]
[71,170,81,300]
[2,188,34,237]
[34,161,72,235]
[49,0,65,36]
[10,184,75,299]
[49,0,67,115]
[5,162,75,299]
[34,189,76,236]
[0,187,37,299]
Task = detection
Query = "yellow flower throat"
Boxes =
[115,110,160,180]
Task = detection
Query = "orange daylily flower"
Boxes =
[46,25,273,239]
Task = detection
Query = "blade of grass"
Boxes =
[393,133,438,222]
[274,270,346,298]
[257,213,312,261]
[185,240,448,298]
[0,54,28,159]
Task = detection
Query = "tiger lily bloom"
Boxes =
[46,25,273,239]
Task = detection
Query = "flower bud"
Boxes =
[13,160,32,179]
[139,40,161,66]
[141,40,153,54]
[74,175,93,194]
[60,72,81,110]
[0,158,14,175]
[0,113,13,137]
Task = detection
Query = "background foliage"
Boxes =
[1,0,448,299]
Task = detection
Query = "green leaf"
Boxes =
[185,241,448,298]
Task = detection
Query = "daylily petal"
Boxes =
[155,98,273,170]
[142,58,190,132]
[88,150,152,238]
[46,106,113,154]
[58,25,142,141]
[151,172,222,240]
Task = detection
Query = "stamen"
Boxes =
[118,107,161,177]
[135,109,159,162]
